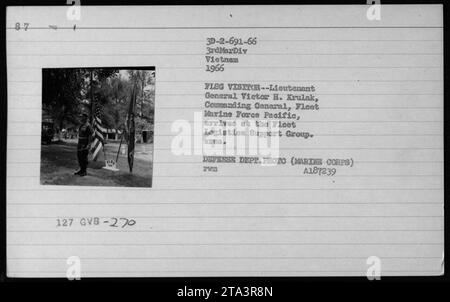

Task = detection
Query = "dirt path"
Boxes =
[40,141,153,187]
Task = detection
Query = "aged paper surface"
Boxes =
[6,5,443,277]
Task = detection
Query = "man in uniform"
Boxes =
[74,113,92,176]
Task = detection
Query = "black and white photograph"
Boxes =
[40,67,155,187]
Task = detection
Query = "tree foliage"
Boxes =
[42,68,155,136]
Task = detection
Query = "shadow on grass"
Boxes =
[40,141,152,187]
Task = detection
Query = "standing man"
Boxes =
[74,113,92,176]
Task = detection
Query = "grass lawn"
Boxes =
[40,141,153,187]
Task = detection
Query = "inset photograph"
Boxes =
[40,67,155,187]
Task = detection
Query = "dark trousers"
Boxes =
[77,149,89,172]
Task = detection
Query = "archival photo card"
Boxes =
[6,5,444,279]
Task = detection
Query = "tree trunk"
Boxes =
[140,73,145,117]
[90,70,94,119]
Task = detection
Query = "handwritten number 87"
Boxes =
[15,23,30,30]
